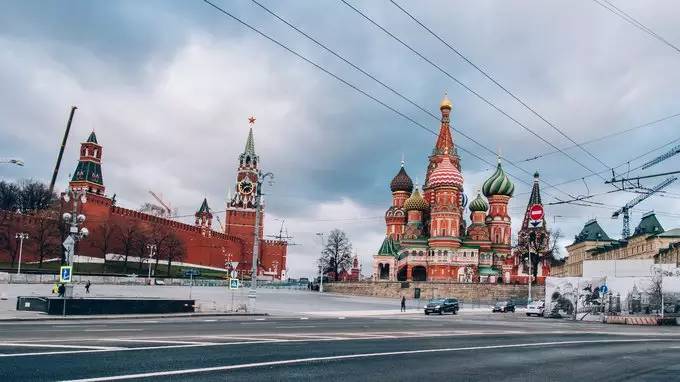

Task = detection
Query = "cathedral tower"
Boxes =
[385,161,412,240]
[482,158,514,255]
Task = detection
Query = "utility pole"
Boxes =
[249,170,273,312]
[49,106,77,195]
[146,244,156,284]
[61,187,89,298]
[316,232,326,293]
[15,233,28,275]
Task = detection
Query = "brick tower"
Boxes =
[195,198,213,237]
[225,120,263,244]
[69,131,105,195]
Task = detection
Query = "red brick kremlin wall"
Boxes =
[0,195,287,278]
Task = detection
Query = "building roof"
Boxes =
[573,219,612,244]
[482,160,514,197]
[86,131,98,144]
[469,192,489,212]
[71,161,103,185]
[478,266,499,275]
[632,212,664,237]
[439,93,452,110]
[196,198,211,215]
[657,228,680,238]
[244,127,256,157]
[390,165,413,193]
[377,236,400,257]
[428,156,463,188]
[403,188,429,211]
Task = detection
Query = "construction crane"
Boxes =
[266,219,298,245]
[148,191,175,217]
[612,177,677,239]
[642,144,680,170]
[215,215,225,232]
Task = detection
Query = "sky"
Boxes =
[1,0,680,278]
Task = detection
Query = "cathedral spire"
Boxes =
[434,93,454,155]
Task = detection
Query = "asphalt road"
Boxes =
[1,312,680,381]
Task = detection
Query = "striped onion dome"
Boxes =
[469,192,489,212]
[390,166,413,193]
[428,156,463,188]
[403,188,429,211]
[482,161,514,197]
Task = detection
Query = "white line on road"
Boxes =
[61,338,676,382]
[84,329,144,332]
[275,325,318,329]
[0,343,123,350]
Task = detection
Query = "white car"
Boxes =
[526,301,545,317]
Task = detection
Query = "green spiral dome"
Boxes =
[482,162,514,197]
[469,192,489,212]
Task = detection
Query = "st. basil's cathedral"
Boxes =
[373,95,552,284]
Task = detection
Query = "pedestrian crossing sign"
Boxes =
[229,278,239,289]
[60,266,73,283]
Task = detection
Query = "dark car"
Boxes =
[492,301,515,313]
[424,298,459,315]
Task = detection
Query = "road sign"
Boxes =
[62,236,75,249]
[600,285,608,294]
[529,204,544,227]
[231,270,238,278]
[59,266,73,283]
[229,278,240,289]
[229,261,239,270]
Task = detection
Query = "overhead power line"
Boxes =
[592,0,680,55]
[246,0,578,199]
[389,0,613,172]
[339,0,609,183]
[200,0,551,196]
[518,112,680,163]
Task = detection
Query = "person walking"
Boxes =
[57,283,66,298]
[401,296,406,312]
[85,280,91,294]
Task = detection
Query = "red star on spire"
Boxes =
[248,116,256,125]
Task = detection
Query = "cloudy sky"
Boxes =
[2,0,680,278]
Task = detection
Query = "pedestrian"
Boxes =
[85,280,91,294]
[52,283,58,294]
[57,283,66,298]
[401,296,406,312]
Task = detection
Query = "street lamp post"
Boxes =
[146,244,157,284]
[1,159,24,167]
[61,188,89,298]
[249,170,274,312]
[15,233,29,275]
[316,232,325,293]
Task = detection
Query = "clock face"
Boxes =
[238,180,254,195]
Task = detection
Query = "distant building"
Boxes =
[552,212,680,277]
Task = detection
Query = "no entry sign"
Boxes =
[529,204,544,225]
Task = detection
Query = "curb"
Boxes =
[0,312,269,322]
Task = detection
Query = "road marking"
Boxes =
[102,339,214,345]
[202,320,217,322]
[300,317,309,320]
[255,318,266,321]
[61,338,676,382]
[142,321,159,323]
[338,317,346,320]
[275,325,317,329]
[0,342,123,350]
[84,329,144,332]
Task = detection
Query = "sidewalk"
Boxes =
[0,311,267,322]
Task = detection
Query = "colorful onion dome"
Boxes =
[482,161,514,197]
[469,192,489,212]
[428,156,463,188]
[403,188,428,211]
[390,165,413,193]
[440,93,453,110]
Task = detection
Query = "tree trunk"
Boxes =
[167,257,172,276]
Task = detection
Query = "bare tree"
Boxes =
[318,229,353,282]
[92,223,119,261]
[118,224,142,273]
[148,225,172,274]
[19,179,57,213]
[0,224,19,267]
[163,233,185,276]
[32,217,60,268]
[0,181,21,212]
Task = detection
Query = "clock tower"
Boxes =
[225,118,263,244]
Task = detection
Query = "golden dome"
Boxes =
[440,93,452,110]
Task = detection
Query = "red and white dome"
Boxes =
[428,157,463,188]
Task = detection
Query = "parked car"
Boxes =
[492,301,515,313]
[424,298,459,315]
[526,300,545,316]
[154,279,166,285]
